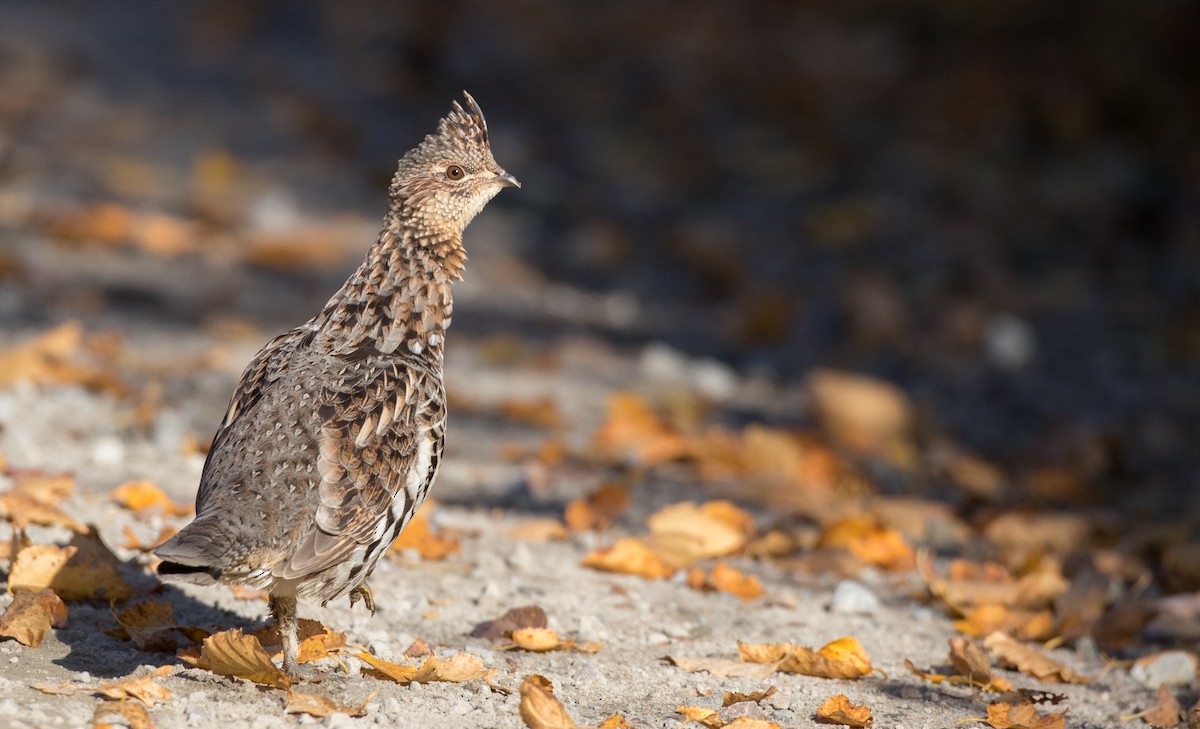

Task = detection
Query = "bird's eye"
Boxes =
[445,165,465,181]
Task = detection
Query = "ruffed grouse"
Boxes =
[155,92,518,677]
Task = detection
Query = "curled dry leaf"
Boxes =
[388,511,460,561]
[904,638,1012,693]
[285,690,373,718]
[111,600,188,653]
[178,628,290,689]
[815,694,873,727]
[506,518,569,542]
[8,530,132,601]
[597,714,636,728]
[709,563,765,601]
[0,588,68,647]
[983,632,1091,684]
[738,637,872,680]
[1132,683,1182,728]
[109,481,192,517]
[817,516,914,572]
[806,368,913,456]
[519,674,578,729]
[94,666,175,707]
[499,627,602,654]
[723,686,776,707]
[954,605,1056,642]
[255,618,346,664]
[645,500,755,566]
[357,651,493,686]
[470,604,548,640]
[92,699,153,729]
[591,392,690,466]
[582,538,677,580]
[0,321,122,392]
[0,471,85,532]
[980,701,1067,729]
[564,483,630,532]
[121,526,178,553]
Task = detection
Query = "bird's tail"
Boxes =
[153,516,227,585]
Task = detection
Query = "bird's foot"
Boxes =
[348,584,376,615]
[281,658,324,683]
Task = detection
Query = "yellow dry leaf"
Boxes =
[112,600,182,652]
[983,632,1090,684]
[818,516,914,571]
[645,501,753,566]
[110,481,192,516]
[1132,683,1182,728]
[389,512,460,560]
[981,701,1067,729]
[470,605,548,640]
[591,392,690,466]
[256,618,346,664]
[738,636,872,680]
[582,538,677,579]
[358,651,492,686]
[121,526,178,553]
[954,604,1056,641]
[0,471,85,532]
[597,714,636,729]
[179,628,290,689]
[92,699,153,729]
[677,705,722,728]
[519,674,578,729]
[815,694,873,727]
[8,531,132,601]
[806,369,913,455]
[0,588,68,647]
[499,397,564,429]
[724,686,776,707]
[708,563,765,601]
[506,518,569,542]
[0,321,121,392]
[95,666,175,707]
[564,483,630,532]
[285,690,373,718]
[511,627,564,652]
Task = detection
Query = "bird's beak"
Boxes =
[495,171,521,188]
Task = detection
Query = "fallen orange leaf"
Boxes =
[92,699,153,729]
[94,666,175,707]
[389,512,460,560]
[8,530,132,600]
[564,483,630,532]
[979,701,1066,729]
[983,632,1090,684]
[357,651,493,686]
[591,392,690,466]
[285,690,373,718]
[815,694,873,726]
[470,605,548,640]
[0,471,85,532]
[645,501,754,566]
[708,563,765,601]
[178,628,290,689]
[582,538,677,579]
[0,588,67,647]
[111,600,186,652]
[255,619,346,664]
[519,674,579,729]
[818,516,914,571]
[498,627,601,654]
[738,636,872,680]
[110,480,193,516]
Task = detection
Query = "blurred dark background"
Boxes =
[1,1,1198,504]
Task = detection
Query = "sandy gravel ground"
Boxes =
[0,322,1155,729]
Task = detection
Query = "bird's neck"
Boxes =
[311,217,465,358]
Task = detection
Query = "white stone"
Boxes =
[1131,650,1197,687]
[829,579,881,615]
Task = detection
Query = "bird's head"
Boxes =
[389,92,519,236]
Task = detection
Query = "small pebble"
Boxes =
[719,701,767,722]
[829,580,880,615]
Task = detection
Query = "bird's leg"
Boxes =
[268,594,303,679]
[348,583,376,615]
